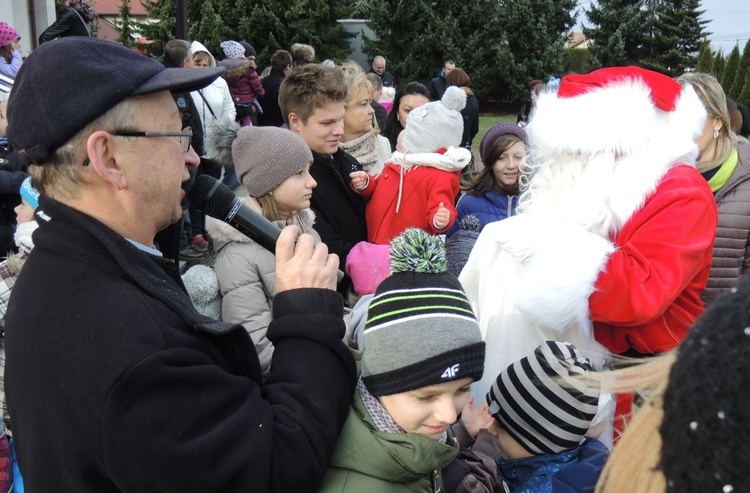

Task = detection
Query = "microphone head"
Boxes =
[187,175,238,220]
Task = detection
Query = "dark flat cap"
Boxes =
[7,37,224,163]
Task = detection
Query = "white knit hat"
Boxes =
[403,85,466,153]
[220,40,245,60]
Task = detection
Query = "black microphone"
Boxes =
[188,175,344,283]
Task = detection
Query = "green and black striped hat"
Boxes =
[361,229,485,397]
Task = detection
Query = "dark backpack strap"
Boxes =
[197,90,217,120]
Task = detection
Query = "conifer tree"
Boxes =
[721,44,741,95]
[730,39,750,100]
[739,69,750,107]
[713,50,726,81]
[584,0,650,68]
[117,0,135,48]
[695,39,714,74]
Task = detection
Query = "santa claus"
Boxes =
[460,67,718,404]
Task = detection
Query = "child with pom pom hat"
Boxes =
[350,86,473,244]
[318,228,494,492]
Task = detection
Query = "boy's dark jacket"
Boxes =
[4,197,356,492]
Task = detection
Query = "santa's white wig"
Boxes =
[518,66,706,237]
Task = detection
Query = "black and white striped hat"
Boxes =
[486,341,600,455]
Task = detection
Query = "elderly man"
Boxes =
[4,38,355,492]
[370,55,395,88]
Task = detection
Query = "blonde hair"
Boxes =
[677,72,736,170]
[30,98,139,201]
[256,193,283,222]
[594,352,676,493]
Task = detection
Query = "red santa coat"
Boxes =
[591,164,717,354]
[364,162,460,245]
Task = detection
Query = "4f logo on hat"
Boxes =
[441,364,460,379]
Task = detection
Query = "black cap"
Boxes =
[7,37,224,163]
[239,41,256,58]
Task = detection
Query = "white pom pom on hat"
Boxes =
[403,85,467,153]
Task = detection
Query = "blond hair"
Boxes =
[594,352,676,493]
[278,64,346,126]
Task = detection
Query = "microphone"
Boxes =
[188,175,344,283]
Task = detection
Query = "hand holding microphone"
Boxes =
[187,175,343,286]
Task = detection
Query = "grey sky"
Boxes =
[576,0,749,55]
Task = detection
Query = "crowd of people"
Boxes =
[0,7,750,492]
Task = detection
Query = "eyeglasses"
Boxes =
[110,127,193,152]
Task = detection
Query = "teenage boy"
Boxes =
[280,64,375,297]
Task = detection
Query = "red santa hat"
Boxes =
[527,66,705,164]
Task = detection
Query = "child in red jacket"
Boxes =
[350,86,472,245]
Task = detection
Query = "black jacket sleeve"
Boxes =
[39,8,88,44]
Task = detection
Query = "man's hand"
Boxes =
[433,202,451,230]
[275,225,339,293]
[349,171,369,191]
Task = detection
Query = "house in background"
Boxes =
[566,32,591,50]
[1,0,152,55]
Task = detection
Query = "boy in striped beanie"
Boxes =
[319,228,487,492]
[484,341,609,492]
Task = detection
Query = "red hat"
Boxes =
[558,66,682,112]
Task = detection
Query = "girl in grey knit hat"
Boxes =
[206,121,320,376]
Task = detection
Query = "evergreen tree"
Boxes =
[695,39,713,73]
[730,38,750,100]
[721,44,740,95]
[739,69,750,107]
[642,0,707,76]
[117,0,135,48]
[584,0,650,68]
[140,0,352,63]
[713,50,726,81]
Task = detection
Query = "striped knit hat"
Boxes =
[361,228,485,397]
[486,341,600,455]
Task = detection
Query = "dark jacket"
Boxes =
[309,149,370,295]
[370,69,396,88]
[173,92,205,156]
[219,59,265,105]
[495,438,609,493]
[0,166,26,256]
[38,6,91,44]
[371,100,387,131]
[429,75,448,101]
[702,141,750,305]
[5,197,357,492]
[447,190,517,238]
[257,69,285,127]
[461,94,480,148]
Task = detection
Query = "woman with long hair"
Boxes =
[677,72,750,305]
[445,68,479,153]
[446,123,527,238]
[381,81,431,152]
[207,123,319,376]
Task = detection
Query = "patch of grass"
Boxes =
[478,114,517,145]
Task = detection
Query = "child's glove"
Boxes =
[349,171,369,191]
[432,202,451,230]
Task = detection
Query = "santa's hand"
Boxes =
[433,202,450,230]
[349,171,369,191]
[275,225,339,293]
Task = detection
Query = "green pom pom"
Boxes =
[389,228,447,274]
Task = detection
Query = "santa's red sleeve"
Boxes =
[591,165,718,354]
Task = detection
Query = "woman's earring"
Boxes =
[714,130,720,139]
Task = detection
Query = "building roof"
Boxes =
[566,32,591,49]
[94,0,149,17]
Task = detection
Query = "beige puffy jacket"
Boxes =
[702,141,750,305]
[207,196,319,375]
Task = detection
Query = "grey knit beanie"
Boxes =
[402,85,467,153]
[362,228,485,397]
[445,215,481,277]
[232,126,313,197]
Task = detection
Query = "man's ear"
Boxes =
[86,130,128,190]
[288,112,302,133]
